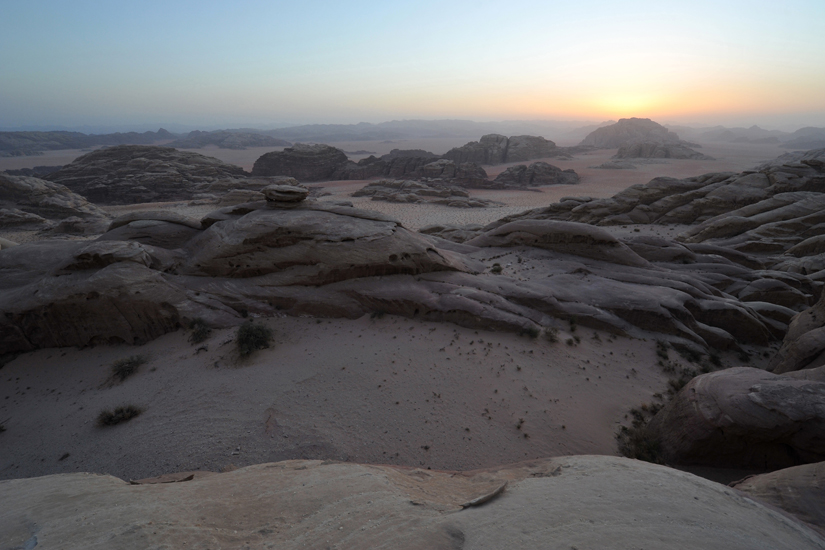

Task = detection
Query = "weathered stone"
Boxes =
[251,144,348,181]
[493,162,579,187]
[646,366,825,469]
[44,145,246,205]
[261,184,309,203]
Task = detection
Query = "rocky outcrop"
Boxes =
[646,366,825,469]
[2,456,822,549]
[485,150,825,269]
[579,117,681,148]
[615,140,714,160]
[352,180,500,208]
[332,155,490,186]
[493,162,579,187]
[770,292,825,374]
[44,145,247,205]
[166,130,291,150]
[442,134,559,165]
[0,174,111,233]
[732,462,825,535]
[251,144,348,181]
[0,128,174,156]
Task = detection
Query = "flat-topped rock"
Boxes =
[261,183,309,203]
[251,144,348,181]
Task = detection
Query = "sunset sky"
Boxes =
[2,0,824,130]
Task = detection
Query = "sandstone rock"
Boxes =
[108,211,202,231]
[419,224,485,243]
[467,220,649,267]
[166,130,291,149]
[646,366,825,469]
[0,174,111,232]
[591,160,637,169]
[493,162,579,187]
[579,117,681,148]
[732,462,825,535]
[44,145,247,205]
[206,175,300,193]
[1,456,821,549]
[352,180,499,208]
[251,144,348,181]
[615,140,714,160]
[217,189,265,206]
[261,184,309,203]
[442,134,558,165]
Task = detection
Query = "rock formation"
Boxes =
[645,366,825,469]
[352,180,500,208]
[2,456,822,549]
[0,174,111,233]
[579,118,711,160]
[579,117,681,148]
[442,134,559,165]
[493,162,580,187]
[0,128,174,156]
[44,145,247,205]
[732,462,825,536]
[614,140,715,160]
[251,144,348,181]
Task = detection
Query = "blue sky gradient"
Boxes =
[2,0,824,129]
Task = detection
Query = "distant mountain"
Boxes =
[781,127,825,149]
[262,119,599,143]
[0,128,176,156]
[697,125,788,143]
[166,130,291,150]
[563,121,616,141]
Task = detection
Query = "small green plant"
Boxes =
[568,317,578,333]
[236,321,273,357]
[566,338,575,346]
[189,318,212,344]
[616,404,664,464]
[97,405,142,427]
[544,327,559,343]
[490,263,502,274]
[111,355,146,383]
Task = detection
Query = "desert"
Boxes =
[2,1,825,546]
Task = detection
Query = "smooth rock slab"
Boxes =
[1,456,822,550]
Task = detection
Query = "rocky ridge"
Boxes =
[45,145,248,205]
[352,180,501,208]
[580,117,712,160]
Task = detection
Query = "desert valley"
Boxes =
[0,115,824,548]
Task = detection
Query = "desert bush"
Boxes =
[189,318,211,343]
[490,263,502,274]
[97,405,142,427]
[236,321,273,357]
[616,404,664,463]
[520,326,540,338]
[544,327,559,343]
[111,355,146,383]
[0,424,5,433]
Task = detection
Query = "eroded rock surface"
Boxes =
[352,180,500,208]
[44,145,247,205]
[0,173,111,233]
[442,134,560,165]
[251,144,348,181]
[1,456,822,550]
[646,366,825,469]
[493,162,579,187]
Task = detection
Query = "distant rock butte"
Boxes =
[442,134,560,165]
[580,117,711,160]
[252,144,349,181]
[493,162,580,187]
[352,180,500,208]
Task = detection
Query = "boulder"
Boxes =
[732,462,825,535]
[646,366,825,469]
[44,145,247,205]
[261,184,309,203]
[251,144,348,181]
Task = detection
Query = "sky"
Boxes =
[2,0,825,131]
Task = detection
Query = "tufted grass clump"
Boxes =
[97,405,142,427]
[236,321,273,357]
[111,355,146,383]
[189,317,212,344]
[544,327,559,343]
[616,402,664,464]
